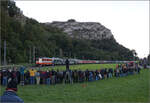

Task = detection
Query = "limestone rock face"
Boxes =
[46,19,114,40]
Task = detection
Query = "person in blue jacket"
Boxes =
[20,66,25,86]
[89,71,93,81]
[0,78,24,103]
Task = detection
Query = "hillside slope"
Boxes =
[0,0,134,64]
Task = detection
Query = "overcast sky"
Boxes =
[15,0,149,58]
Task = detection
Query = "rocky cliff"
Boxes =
[46,19,114,40]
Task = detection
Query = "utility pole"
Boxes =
[33,46,35,64]
[59,48,63,58]
[29,47,32,64]
[149,33,150,56]
[4,40,6,66]
[0,33,1,66]
[0,0,2,67]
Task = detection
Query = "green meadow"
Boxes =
[0,64,150,103]
[31,64,116,71]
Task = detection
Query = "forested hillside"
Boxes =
[0,0,135,64]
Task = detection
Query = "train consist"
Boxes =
[36,57,132,66]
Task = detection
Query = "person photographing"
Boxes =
[64,59,73,84]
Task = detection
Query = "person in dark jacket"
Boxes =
[7,69,13,80]
[16,70,21,84]
[46,70,50,85]
[51,69,56,85]
[100,69,104,79]
[24,70,30,85]
[95,70,99,80]
[85,69,89,81]
[65,59,70,71]
[0,78,24,103]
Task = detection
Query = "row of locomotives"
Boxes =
[36,57,135,66]
[35,57,101,66]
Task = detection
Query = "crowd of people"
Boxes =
[0,62,141,86]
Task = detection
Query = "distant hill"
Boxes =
[0,0,135,64]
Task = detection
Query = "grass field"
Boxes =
[0,64,150,103]
[31,64,116,71]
